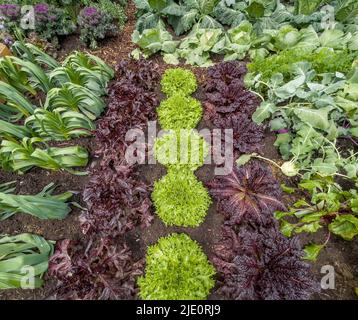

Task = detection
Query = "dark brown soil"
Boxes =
[0,1,357,300]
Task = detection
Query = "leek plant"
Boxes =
[25,108,94,141]
[0,234,54,289]
[0,137,89,174]
[0,81,36,121]
[0,182,73,221]
[45,83,106,120]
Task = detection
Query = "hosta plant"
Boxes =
[213,225,320,300]
[161,68,198,97]
[25,108,94,141]
[0,137,88,174]
[0,233,54,290]
[208,161,285,225]
[0,182,73,221]
[138,233,216,300]
[275,176,358,261]
[154,130,209,171]
[152,168,211,227]
[157,94,203,130]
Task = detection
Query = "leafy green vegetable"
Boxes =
[132,24,179,58]
[152,168,211,227]
[294,0,327,16]
[161,67,198,97]
[44,83,106,121]
[157,94,203,130]
[138,233,216,300]
[154,129,209,171]
[0,234,54,290]
[0,81,36,121]
[275,176,358,260]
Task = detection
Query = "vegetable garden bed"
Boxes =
[0,1,357,300]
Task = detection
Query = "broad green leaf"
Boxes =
[294,108,330,131]
[295,221,322,234]
[236,154,253,166]
[303,243,324,261]
[329,214,358,241]
[252,102,276,124]
[280,220,296,237]
[246,1,265,18]
[280,184,295,194]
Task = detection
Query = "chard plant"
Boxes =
[275,176,358,261]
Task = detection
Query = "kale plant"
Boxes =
[78,6,118,49]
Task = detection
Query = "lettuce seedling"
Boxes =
[152,168,211,227]
[138,233,216,300]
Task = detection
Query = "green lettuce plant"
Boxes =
[152,168,211,227]
[161,68,198,97]
[157,94,203,130]
[138,233,216,300]
[0,233,54,290]
[154,129,209,171]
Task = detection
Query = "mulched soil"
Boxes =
[0,1,357,300]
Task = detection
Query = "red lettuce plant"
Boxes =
[203,61,264,155]
[208,161,285,225]
[81,165,153,238]
[204,61,260,116]
[114,59,160,91]
[95,59,160,166]
[49,238,143,300]
[213,225,320,300]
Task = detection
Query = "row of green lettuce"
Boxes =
[131,0,358,66]
[138,68,215,299]
[132,0,358,260]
